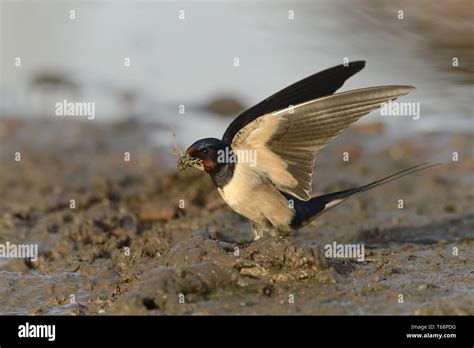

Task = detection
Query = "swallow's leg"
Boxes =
[251,222,279,241]
[251,223,264,241]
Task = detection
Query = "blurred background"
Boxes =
[1,0,472,151]
[0,0,473,315]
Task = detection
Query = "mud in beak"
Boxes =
[177,154,204,171]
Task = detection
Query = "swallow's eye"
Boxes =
[201,148,209,155]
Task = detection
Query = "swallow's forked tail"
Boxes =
[289,163,440,230]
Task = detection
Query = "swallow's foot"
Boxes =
[251,222,279,241]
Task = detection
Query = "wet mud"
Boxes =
[0,119,472,315]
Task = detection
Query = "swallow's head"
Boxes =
[179,138,230,173]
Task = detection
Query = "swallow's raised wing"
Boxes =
[231,86,415,201]
[222,61,366,144]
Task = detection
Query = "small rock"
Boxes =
[240,265,269,278]
[63,214,74,223]
[119,216,135,229]
[47,223,60,234]
[138,206,176,222]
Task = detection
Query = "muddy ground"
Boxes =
[0,119,473,315]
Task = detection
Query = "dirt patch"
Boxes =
[0,119,473,315]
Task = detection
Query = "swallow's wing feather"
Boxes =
[232,86,415,200]
[222,61,366,144]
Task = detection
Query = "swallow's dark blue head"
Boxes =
[185,137,231,173]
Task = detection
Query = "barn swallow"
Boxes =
[178,61,437,241]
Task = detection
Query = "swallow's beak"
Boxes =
[177,147,205,171]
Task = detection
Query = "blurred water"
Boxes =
[1,0,472,148]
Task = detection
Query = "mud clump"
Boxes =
[236,238,329,282]
[111,234,332,314]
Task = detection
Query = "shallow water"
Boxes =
[1,0,472,149]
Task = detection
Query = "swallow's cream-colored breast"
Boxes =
[218,163,294,231]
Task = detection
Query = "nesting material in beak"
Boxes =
[171,128,205,171]
[177,154,204,171]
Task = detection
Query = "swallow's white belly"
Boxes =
[217,163,294,231]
